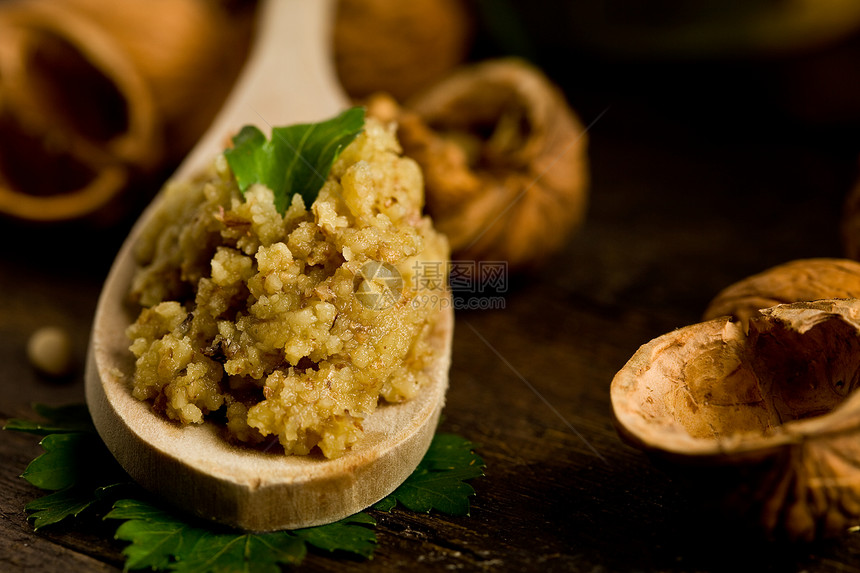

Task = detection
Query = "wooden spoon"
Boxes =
[85,0,452,531]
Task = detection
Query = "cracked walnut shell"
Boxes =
[703,258,860,323]
[0,0,250,221]
[611,299,860,541]
[368,58,589,273]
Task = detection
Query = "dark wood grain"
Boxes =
[5,48,860,572]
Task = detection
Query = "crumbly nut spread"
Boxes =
[126,119,449,458]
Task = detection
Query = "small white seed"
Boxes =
[27,326,73,377]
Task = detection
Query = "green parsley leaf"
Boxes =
[9,405,484,571]
[25,486,100,530]
[172,531,306,573]
[21,430,132,528]
[294,513,377,559]
[372,496,397,512]
[4,403,95,435]
[107,499,378,571]
[419,433,486,472]
[22,433,98,491]
[374,433,485,516]
[13,412,134,528]
[107,499,208,571]
[21,429,129,494]
[224,107,365,214]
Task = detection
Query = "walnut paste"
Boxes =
[126,118,449,459]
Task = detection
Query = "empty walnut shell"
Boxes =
[703,258,860,323]
[368,58,589,273]
[0,0,250,222]
[611,299,860,541]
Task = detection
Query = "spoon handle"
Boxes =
[174,0,348,183]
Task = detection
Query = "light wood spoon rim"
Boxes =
[85,0,453,532]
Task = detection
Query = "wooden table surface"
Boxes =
[4,49,860,572]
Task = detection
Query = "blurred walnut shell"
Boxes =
[333,0,472,102]
[703,258,860,323]
[842,167,860,259]
[0,0,250,222]
[612,299,860,541]
[368,58,589,273]
[552,0,860,59]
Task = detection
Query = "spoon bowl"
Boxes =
[85,0,453,531]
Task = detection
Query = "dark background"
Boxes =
[4,1,860,571]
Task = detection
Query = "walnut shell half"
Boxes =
[611,299,860,541]
[0,0,250,222]
[368,58,589,274]
[703,258,860,323]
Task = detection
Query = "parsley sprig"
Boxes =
[224,107,365,214]
[4,404,484,571]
